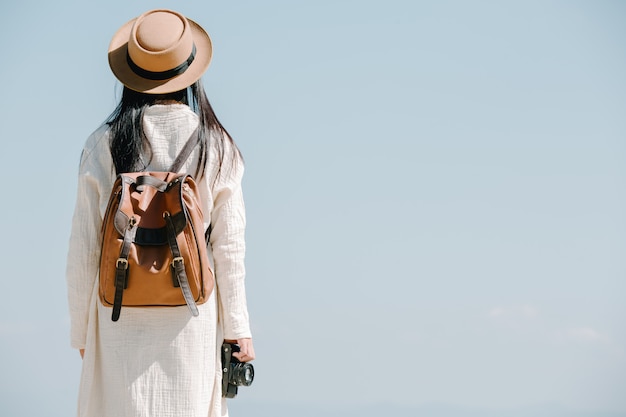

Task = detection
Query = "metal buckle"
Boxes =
[116,258,129,270]
[171,257,184,268]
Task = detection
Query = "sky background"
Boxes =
[0,1,625,416]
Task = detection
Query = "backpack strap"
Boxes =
[112,219,137,322]
[169,127,200,173]
[169,127,213,251]
[164,211,200,317]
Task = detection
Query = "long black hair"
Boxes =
[106,79,240,180]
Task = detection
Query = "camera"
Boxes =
[221,343,254,398]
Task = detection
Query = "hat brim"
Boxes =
[108,17,212,94]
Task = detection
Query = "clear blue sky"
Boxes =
[0,1,625,416]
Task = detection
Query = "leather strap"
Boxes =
[112,219,137,322]
[164,212,199,317]
[135,175,168,192]
[133,211,187,246]
[171,127,212,251]
[170,128,200,173]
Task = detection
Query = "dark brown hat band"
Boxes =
[127,44,197,81]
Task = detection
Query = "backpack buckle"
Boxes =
[171,257,184,268]
[116,258,129,270]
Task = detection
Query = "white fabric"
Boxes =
[66,104,251,417]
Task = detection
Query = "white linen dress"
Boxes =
[66,103,252,417]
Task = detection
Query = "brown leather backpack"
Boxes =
[99,129,214,321]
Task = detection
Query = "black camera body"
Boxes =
[221,343,254,398]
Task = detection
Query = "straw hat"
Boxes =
[108,9,213,94]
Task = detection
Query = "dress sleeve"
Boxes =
[66,130,112,349]
[209,148,252,340]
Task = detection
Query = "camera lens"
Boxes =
[243,367,253,384]
[230,363,254,386]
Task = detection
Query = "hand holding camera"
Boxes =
[228,337,255,362]
[221,342,255,398]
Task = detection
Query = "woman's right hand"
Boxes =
[225,338,255,362]
[79,349,85,359]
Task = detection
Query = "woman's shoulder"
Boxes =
[82,124,110,154]
[79,124,113,174]
[205,128,245,189]
[83,123,109,151]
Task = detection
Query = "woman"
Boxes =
[66,9,254,417]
